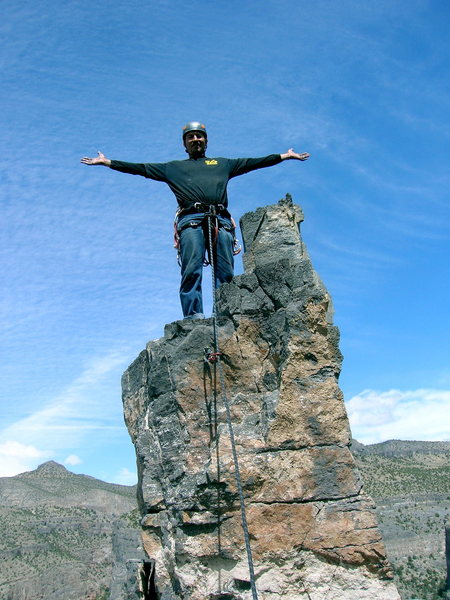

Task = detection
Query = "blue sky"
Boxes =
[1,1,449,483]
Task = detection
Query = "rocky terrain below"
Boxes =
[0,440,448,599]
[0,461,141,600]
[353,439,450,600]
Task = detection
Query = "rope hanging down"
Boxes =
[205,208,259,600]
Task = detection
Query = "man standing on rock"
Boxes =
[81,121,309,319]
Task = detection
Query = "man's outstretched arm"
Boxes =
[81,152,167,181]
[229,148,310,178]
[80,151,111,167]
[280,148,310,161]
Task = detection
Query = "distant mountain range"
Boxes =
[353,438,450,456]
[0,460,136,511]
[0,461,139,600]
[352,439,450,600]
[0,441,449,600]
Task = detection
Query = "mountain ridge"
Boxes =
[352,439,450,456]
[0,439,448,599]
[0,461,136,512]
[0,460,140,600]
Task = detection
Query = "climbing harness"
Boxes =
[173,204,241,267]
[203,205,259,600]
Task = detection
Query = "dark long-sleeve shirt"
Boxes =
[110,154,282,213]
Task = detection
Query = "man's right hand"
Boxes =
[80,151,111,167]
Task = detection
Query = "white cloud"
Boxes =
[64,454,82,466]
[112,467,137,486]
[346,388,450,445]
[0,441,50,477]
[0,351,128,476]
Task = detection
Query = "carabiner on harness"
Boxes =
[173,207,241,266]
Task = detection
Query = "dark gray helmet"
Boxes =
[182,121,207,142]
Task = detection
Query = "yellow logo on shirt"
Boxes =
[205,160,218,165]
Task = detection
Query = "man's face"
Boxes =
[184,131,207,158]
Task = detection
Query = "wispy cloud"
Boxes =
[2,0,449,483]
[315,235,403,270]
[0,351,128,476]
[346,388,450,444]
[112,467,137,486]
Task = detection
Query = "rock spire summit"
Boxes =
[122,197,401,599]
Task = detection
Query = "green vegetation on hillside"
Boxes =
[357,454,450,499]
[0,463,138,600]
[355,445,450,600]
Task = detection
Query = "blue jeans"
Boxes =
[177,213,234,318]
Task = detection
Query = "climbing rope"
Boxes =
[205,208,259,600]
